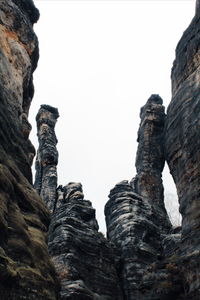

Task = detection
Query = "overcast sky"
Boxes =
[31,0,195,232]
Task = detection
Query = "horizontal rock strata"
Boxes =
[165,2,200,298]
[0,1,59,299]
[34,105,59,214]
[133,94,171,232]
[49,183,123,299]
[105,180,164,299]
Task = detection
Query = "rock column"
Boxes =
[34,105,59,213]
[133,94,171,232]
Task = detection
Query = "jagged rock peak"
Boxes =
[147,93,163,104]
[36,104,59,129]
[49,182,123,299]
[12,0,40,24]
[196,0,200,15]
[34,104,59,213]
[55,182,85,210]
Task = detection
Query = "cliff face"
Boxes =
[49,183,122,300]
[32,1,199,299]
[4,0,199,298]
[105,96,177,299]
[0,1,58,299]
[34,106,122,299]
[165,3,200,297]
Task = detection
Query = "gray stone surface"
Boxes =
[49,183,123,300]
[34,105,59,213]
[165,2,200,298]
[133,94,171,232]
[0,1,59,299]
[105,180,164,299]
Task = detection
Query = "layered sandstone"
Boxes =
[34,105,59,214]
[105,95,174,299]
[0,1,58,299]
[165,2,200,297]
[133,94,171,232]
[49,183,122,300]
[34,105,122,299]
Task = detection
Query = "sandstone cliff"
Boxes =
[0,1,58,299]
[34,2,199,298]
[34,105,59,214]
[165,1,200,298]
[49,183,122,300]
[2,0,200,299]
[105,95,178,299]
[34,105,123,299]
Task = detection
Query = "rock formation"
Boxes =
[0,1,59,299]
[34,105,122,299]
[165,2,200,298]
[49,182,122,300]
[1,0,200,299]
[105,95,175,299]
[105,2,200,299]
[133,94,171,232]
[34,105,59,214]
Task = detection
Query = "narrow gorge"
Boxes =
[0,0,199,299]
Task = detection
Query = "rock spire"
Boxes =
[34,105,59,214]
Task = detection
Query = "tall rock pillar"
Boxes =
[133,94,171,231]
[34,105,59,213]
[105,95,172,299]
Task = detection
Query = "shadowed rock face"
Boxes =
[105,180,164,299]
[48,183,123,300]
[165,2,200,297]
[34,105,59,214]
[0,1,59,299]
[105,95,173,299]
[34,106,122,299]
[134,94,171,232]
[31,0,200,299]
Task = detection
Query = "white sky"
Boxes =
[31,0,195,232]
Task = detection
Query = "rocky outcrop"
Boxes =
[0,1,58,299]
[48,183,122,299]
[34,105,59,214]
[133,94,171,232]
[105,96,174,299]
[165,2,200,298]
[29,0,200,299]
[34,105,122,299]
[105,181,163,299]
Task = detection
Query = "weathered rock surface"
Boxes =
[34,105,59,214]
[105,95,176,299]
[0,1,59,299]
[30,0,200,299]
[49,183,123,300]
[133,94,171,232]
[105,180,164,299]
[165,1,200,298]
